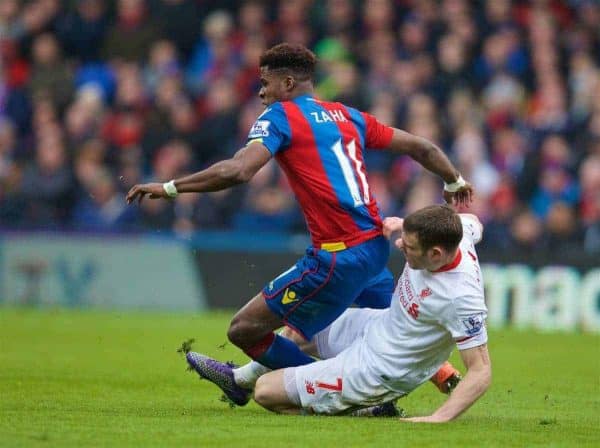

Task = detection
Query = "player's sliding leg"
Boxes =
[187,290,322,405]
[254,346,403,416]
[232,361,271,389]
[253,369,303,414]
[232,326,317,389]
[233,326,318,389]
[279,310,461,396]
[186,352,253,406]
[186,293,313,405]
[187,325,319,400]
[227,311,461,397]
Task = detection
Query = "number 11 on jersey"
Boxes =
[331,139,370,207]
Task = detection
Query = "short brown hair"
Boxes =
[403,205,463,252]
[259,43,317,81]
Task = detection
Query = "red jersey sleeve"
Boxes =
[361,112,394,149]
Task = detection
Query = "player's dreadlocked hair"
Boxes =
[403,205,463,252]
[259,43,317,81]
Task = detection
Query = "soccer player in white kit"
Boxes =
[252,205,491,421]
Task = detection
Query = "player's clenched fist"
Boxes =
[383,217,404,239]
[126,182,170,204]
[443,182,474,207]
[383,216,404,250]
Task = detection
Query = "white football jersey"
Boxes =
[343,215,488,400]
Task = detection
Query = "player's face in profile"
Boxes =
[258,67,288,106]
[400,231,428,269]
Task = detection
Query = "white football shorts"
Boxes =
[284,308,398,415]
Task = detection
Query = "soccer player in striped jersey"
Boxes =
[126,43,472,405]
[250,206,490,420]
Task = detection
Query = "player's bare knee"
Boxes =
[227,317,265,350]
[226,319,247,348]
[253,377,275,410]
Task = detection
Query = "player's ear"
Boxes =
[430,246,443,260]
[284,75,295,91]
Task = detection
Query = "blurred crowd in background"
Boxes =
[0,0,599,254]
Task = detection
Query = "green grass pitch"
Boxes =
[1,308,598,447]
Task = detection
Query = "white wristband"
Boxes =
[444,175,466,193]
[163,180,178,198]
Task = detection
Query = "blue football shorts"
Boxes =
[262,235,391,340]
[352,267,394,309]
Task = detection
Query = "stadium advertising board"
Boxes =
[482,265,600,332]
[0,235,206,310]
[194,247,600,333]
[1,233,598,333]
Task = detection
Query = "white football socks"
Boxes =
[233,361,271,389]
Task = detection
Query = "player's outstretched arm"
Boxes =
[126,142,272,204]
[388,129,473,206]
[401,344,491,423]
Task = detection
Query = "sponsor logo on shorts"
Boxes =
[281,288,299,305]
[305,381,315,395]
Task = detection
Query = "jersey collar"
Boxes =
[293,94,316,102]
[432,249,462,273]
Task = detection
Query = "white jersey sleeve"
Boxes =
[440,296,488,351]
[460,214,483,244]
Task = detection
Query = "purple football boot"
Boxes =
[186,352,252,406]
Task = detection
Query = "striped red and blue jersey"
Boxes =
[247,94,394,247]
